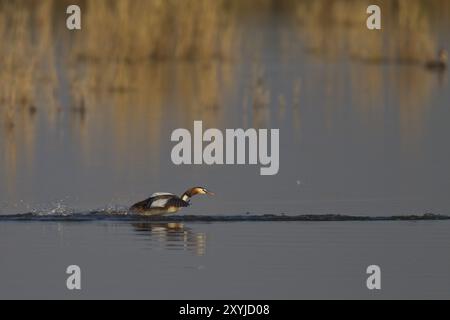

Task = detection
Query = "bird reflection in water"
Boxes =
[131,222,207,256]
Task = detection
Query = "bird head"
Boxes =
[191,187,215,196]
[182,187,215,201]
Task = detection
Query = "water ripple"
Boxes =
[0,212,448,222]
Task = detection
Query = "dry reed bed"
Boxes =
[294,0,450,62]
[0,0,448,141]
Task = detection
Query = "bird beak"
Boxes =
[207,191,215,196]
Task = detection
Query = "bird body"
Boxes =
[130,187,214,216]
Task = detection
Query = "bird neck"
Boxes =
[181,189,194,201]
[181,193,191,201]
[181,187,204,201]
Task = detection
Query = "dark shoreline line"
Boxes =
[0,213,448,222]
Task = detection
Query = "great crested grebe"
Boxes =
[129,187,214,215]
[425,49,448,71]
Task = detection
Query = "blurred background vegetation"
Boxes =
[0,0,449,176]
[1,0,449,121]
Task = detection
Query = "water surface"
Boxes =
[1,219,449,299]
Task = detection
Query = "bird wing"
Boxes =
[149,195,189,208]
[150,197,171,208]
[151,192,176,197]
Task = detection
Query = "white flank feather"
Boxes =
[150,198,170,208]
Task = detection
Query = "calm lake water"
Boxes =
[1,220,450,299]
[1,1,450,299]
